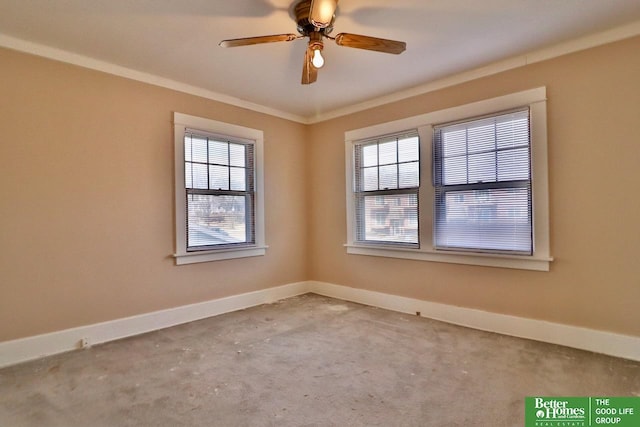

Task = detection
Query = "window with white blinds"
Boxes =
[433,109,532,254]
[184,130,255,251]
[173,112,266,265]
[345,88,550,271]
[353,132,420,246]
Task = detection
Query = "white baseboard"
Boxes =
[307,281,640,362]
[0,281,311,368]
[2,280,638,368]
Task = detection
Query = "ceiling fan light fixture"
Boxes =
[309,0,337,29]
[311,46,325,68]
[220,0,406,85]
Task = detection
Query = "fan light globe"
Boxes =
[311,48,325,68]
[309,0,337,28]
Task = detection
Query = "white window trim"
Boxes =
[173,112,267,265]
[345,87,552,271]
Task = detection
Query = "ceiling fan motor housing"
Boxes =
[293,0,334,36]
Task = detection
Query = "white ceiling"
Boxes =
[1,0,640,122]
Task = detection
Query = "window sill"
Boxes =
[345,244,552,271]
[174,245,268,265]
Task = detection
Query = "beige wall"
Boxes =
[2,35,639,343]
[307,36,640,337]
[0,48,308,341]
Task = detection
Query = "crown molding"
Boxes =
[0,34,309,124]
[307,19,640,123]
[1,19,640,125]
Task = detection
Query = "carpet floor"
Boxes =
[1,293,639,426]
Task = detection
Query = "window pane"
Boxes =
[398,136,419,162]
[208,140,228,165]
[362,144,378,167]
[399,162,419,188]
[184,136,192,162]
[358,194,418,244]
[192,163,208,189]
[437,110,531,187]
[187,194,248,248]
[468,152,496,183]
[209,165,229,190]
[378,141,397,165]
[379,164,398,189]
[497,115,529,149]
[443,129,466,157]
[362,167,378,191]
[185,163,192,189]
[443,156,467,185]
[191,136,208,163]
[229,143,245,167]
[435,188,531,253]
[467,123,495,154]
[230,167,246,191]
[498,147,530,181]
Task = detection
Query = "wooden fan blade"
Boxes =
[219,34,298,48]
[302,47,318,85]
[334,33,406,54]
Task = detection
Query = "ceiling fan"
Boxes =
[219,0,407,84]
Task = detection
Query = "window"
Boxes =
[353,132,420,246]
[174,113,266,265]
[345,88,551,271]
[184,132,254,250]
[433,109,532,255]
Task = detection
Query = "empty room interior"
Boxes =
[1,0,640,425]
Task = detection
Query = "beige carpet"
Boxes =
[1,294,639,426]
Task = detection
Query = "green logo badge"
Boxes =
[525,397,640,427]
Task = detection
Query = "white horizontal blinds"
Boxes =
[354,131,420,246]
[184,130,255,251]
[433,109,532,254]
